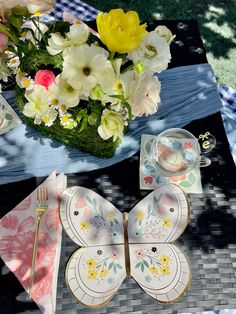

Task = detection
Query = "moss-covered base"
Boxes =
[15,88,121,158]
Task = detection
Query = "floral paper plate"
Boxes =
[140,134,203,193]
[60,184,191,308]
[0,94,21,135]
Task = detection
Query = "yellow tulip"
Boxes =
[96,9,147,54]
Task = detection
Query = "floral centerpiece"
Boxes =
[0,1,174,157]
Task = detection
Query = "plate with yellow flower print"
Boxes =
[60,184,191,308]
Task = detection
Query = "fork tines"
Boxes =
[36,187,48,209]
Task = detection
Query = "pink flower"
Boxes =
[34,70,55,89]
[170,174,186,182]
[144,176,153,184]
[135,249,145,261]
[0,32,8,51]
[184,142,193,149]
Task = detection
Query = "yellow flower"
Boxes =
[135,210,144,221]
[96,9,147,54]
[160,255,170,265]
[149,266,158,275]
[107,212,115,221]
[160,265,170,276]
[162,218,171,228]
[86,258,97,268]
[100,268,109,278]
[80,221,89,231]
[88,269,98,280]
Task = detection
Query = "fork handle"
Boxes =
[29,215,41,298]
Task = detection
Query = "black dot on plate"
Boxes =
[74,211,79,216]
[170,208,174,212]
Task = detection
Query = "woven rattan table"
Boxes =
[1,20,236,314]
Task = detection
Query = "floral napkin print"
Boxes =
[0,171,67,314]
[0,94,21,135]
[140,134,203,193]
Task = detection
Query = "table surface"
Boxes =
[1,18,236,314]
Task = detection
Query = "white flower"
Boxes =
[98,109,124,142]
[20,77,35,90]
[20,20,48,44]
[26,0,54,15]
[7,56,20,69]
[128,74,161,117]
[155,25,175,44]
[48,76,80,108]
[42,108,57,126]
[0,57,11,82]
[59,112,77,127]
[23,85,50,124]
[128,31,171,73]
[62,44,116,97]
[47,23,89,55]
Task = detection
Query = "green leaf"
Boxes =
[76,109,87,123]
[123,101,132,121]
[108,94,124,100]
[148,204,152,215]
[180,180,192,188]
[114,219,119,224]
[0,24,19,43]
[188,172,196,184]
[116,263,122,269]
[143,260,149,268]
[79,116,88,133]
[8,14,23,32]
[141,263,145,272]
[135,262,141,269]
[4,113,13,121]
[113,264,117,274]
[145,141,152,154]
[108,262,114,270]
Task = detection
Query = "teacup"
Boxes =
[152,128,211,177]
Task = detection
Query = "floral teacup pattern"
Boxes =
[140,134,203,193]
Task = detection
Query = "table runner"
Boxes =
[0,63,222,185]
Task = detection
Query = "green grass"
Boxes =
[85,0,236,89]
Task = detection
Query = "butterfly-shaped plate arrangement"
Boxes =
[59,183,191,308]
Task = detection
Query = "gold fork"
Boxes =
[29,187,48,298]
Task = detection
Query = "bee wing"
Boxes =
[129,243,191,303]
[59,186,124,246]
[128,184,189,243]
[65,244,126,308]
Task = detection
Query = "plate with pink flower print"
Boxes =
[60,184,191,308]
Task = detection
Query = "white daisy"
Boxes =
[21,77,35,90]
[42,108,58,126]
[128,31,171,73]
[59,112,72,126]
[23,85,50,124]
[7,56,20,69]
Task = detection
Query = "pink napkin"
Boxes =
[0,171,67,313]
